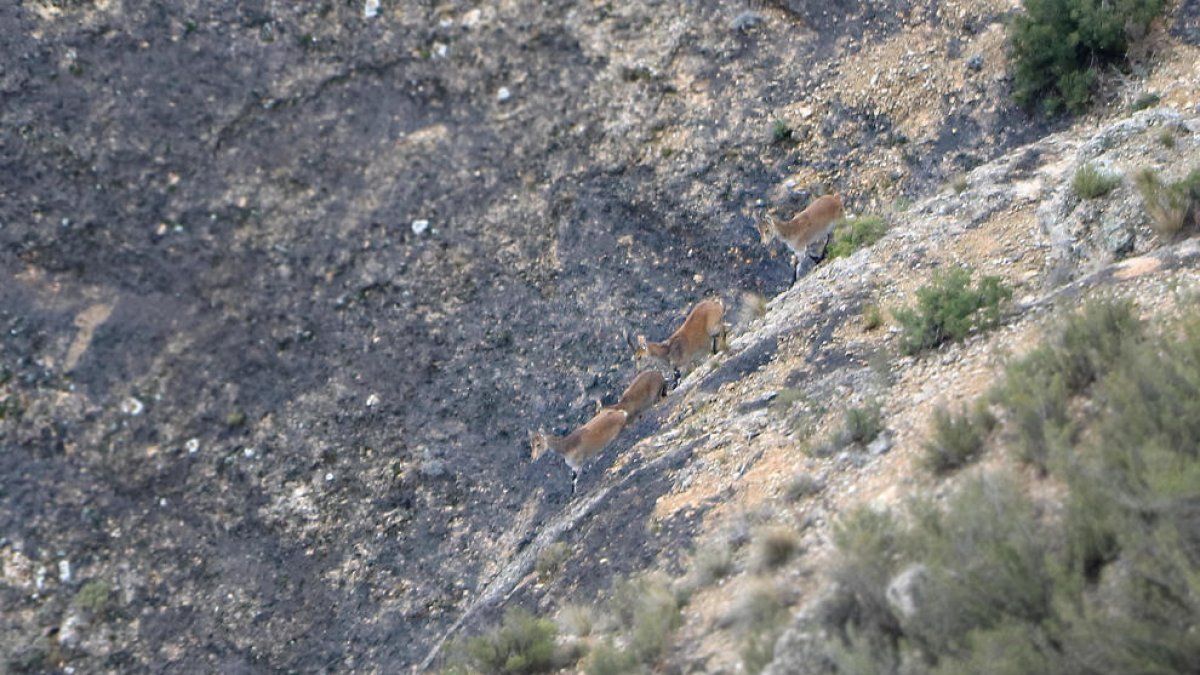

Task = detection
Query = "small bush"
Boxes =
[691,543,735,586]
[861,304,883,331]
[609,573,682,661]
[953,175,970,194]
[1009,0,1166,114]
[784,473,823,502]
[1071,163,1121,199]
[75,580,112,616]
[733,581,791,674]
[751,526,802,572]
[1158,129,1176,148]
[460,607,558,674]
[556,603,595,638]
[771,119,793,144]
[535,542,571,580]
[1131,92,1161,111]
[584,641,642,675]
[894,267,1012,354]
[826,215,888,259]
[1135,167,1199,238]
[842,402,883,445]
[922,400,997,474]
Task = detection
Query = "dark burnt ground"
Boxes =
[1,0,1053,671]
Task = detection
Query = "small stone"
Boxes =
[366,393,380,407]
[497,86,512,102]
[411,219,430,234]
[58,559,71,583]
[868,430,894,456]
[185,438,200,454]
[325,472,335,482]
[362,0,380,19]
[120,396,145,416]
[243,447,255,458]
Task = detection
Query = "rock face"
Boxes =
[0,0,1193,673]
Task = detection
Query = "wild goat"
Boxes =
[757,193,844,283]
[530,408,628,493]
[630,298,728,378]
[597,370,669,426]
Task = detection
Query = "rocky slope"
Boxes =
[1,0,1199,672]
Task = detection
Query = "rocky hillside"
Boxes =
[2,0,1199,672]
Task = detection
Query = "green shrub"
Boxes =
[584,641,642,675]
[75,580,112,616]
[535,542,571,580]
[734,582,791,674]
[784,473,823,502]
[771,119,793,144]
[459,607,558,674]
[903,476,1055,654]
[841,402,883,445]
[990,298,1142,470]
[894,267,1012,354]
[861,304,883,331]
[922,400,997,474]
[1135,167,1199,238]
[1158,129,1176,148]
[1071,163,1121,199]
[1009,0,1166,114]
[827,508,903,647]
[556,603,596,638]
[691,543,735,586]
[609,573,682,661]
[751,526,802,572]
[813,299,1200,672]
[1131,92,1161,111]
[826,215,888,259]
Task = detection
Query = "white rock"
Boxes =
[497,86,512,102]
[411,219,430,234]
[362,0,380,19]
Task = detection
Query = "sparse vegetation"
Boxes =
[952,175,969,194]
[1158,128,1176,148]
[1009,0,1166,114]
[691,543,735,586]
[452,607,558,674]
[556,603,595,638]
[922,400,997,474]
[1135,167,1200,238]
[609,573,683,661]
[861,304,883,331]
[771,119,793,144]
[1131,91,1161,111]
[841,402,883,445]
[893,267,1012,354]
[751,526,802,572]
[535,542,571,580]
[733,581,792,674]
[1071,163,1121,199]
[75,579,113,616]
[808,297,1200,673]
[784,473,822,502]
[584,641,641,675]
[826,215,888,259]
